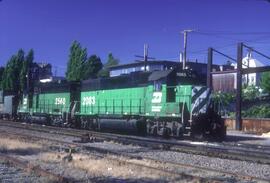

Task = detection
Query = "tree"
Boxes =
[82,55,103,79]
[261,72,270,95]
[242,85,260,100]
[0,67,5,89]
[66,41,87,81]
[2,49,24,93]
[20,49,34,93]
[98,53,119,77]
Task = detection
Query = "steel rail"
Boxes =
[1,120,270,165]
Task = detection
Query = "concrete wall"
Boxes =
[225,118,270,134]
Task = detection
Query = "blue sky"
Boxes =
[0,0,270,76]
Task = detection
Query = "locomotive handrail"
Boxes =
[80,98,145,115]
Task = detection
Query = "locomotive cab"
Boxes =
[146,68,226,140]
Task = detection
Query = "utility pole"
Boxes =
[246,48,252,86]
[135,44,155,72]
[179,52,183,63]
[144,44,148,71]
[54,66,58,77]
[207,48,213,90]
[236,42,243,131]
[181,29,193,70]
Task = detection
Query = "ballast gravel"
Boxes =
[0,160,50,183]
[0,123,269,182]
[84,141,270,181]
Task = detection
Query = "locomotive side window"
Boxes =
[166,87,176,102]
[154,81,162,91]
[36,94,39,108]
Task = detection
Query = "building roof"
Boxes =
[109,60,179,70]
[109,60,226,70]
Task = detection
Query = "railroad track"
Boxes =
[0,126,226,182]
[0,126,268,182]
[222,140,270,152]
[0,120,270,165]
[0,120,269,182]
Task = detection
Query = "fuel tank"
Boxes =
[98,118,146,135]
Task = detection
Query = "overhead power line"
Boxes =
[194,30,270,35]
[188,34,270,55]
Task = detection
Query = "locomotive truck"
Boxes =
[17,68,226,140]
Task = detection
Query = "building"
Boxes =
[237,52,264,86]
[109,61,179,77]
[109,60,229,84]
[212,53,264,92]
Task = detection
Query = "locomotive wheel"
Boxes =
[152,126,158,136]
[80,117,88,129]
[177,126,184,139]
[162,127,171,138]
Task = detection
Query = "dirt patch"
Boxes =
[39,152,187,182]
[0,134,199,182]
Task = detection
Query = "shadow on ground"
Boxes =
[225,135,266,142]
[0,147,42,156]
[86,176,193,183]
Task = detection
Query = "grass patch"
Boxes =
[0,137,42,155]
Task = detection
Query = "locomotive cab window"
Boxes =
[36,94,39,108]
[153,81,162,91]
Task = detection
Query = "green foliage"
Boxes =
[82,55,103,79]
[261,72,270,95]
[212,92,235,116]
[242,104,270,118]
[212,92,235,107]
[0,67,5,89]
[242,85,260,100]
[66,41,87,81]
[66,41,103,81]
[98,53,119,77]
[20,49,34,92]
[2,49,24,93]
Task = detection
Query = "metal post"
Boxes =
[183,31,187,70]
[144,44,148,71]
[26,63,30,108]
[121,100,123,115]
[236,43,243,130]
[113,99,115,114]
[207,48,213,90]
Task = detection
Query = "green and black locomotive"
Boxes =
[18,69,226,140]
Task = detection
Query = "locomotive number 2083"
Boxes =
[82,96,96,106]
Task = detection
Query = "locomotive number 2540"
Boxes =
[82,96,96,106]
[55,98,66,105]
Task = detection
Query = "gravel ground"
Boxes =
[82,141,270,182]
[0,135,198,182]
[0,160,51,183]
[131,149,270,180]
[0,124,269,182]
[226,130,270,146]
